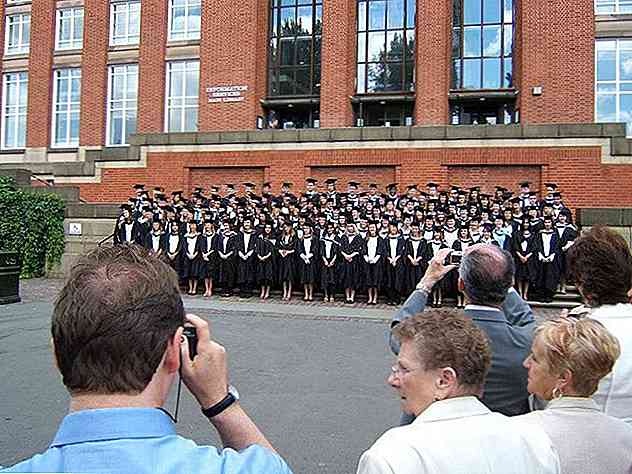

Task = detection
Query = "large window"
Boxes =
[595,0,632,14]
[268,0,322,97]
[596,39,632,136]
[5,13,30,55]
[52,68,81,147]
[166,60,199,132]
[107,64,138,146]
[1,72,28,149]
[110,1,141,46]
[56,8,84,50]
[452,0,513,90]
[169,0,201,41]
[356,0,415,93]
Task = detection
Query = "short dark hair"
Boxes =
[52,244,185,395]
[459,244,515,306]
[393,312,491,392]
[567,226,632,306]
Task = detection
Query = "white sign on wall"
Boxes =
[68,223,82,236]
[206,85,248,104]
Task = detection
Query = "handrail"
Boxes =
[97,232,115,247]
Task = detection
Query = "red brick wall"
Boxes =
[137,0,167,133]
[26,0,56,148]
[198,0,265,131]
[517,0,594,123]
[320,0,355,128]
[0,2,5,62]
[414,0,450,125]
[80,0,109,146]
[448,165,541,195]
[75,145,632,212]
[190,166,266,194]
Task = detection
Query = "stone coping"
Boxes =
[577,208,632,227]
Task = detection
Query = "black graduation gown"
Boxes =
[256,236,276,285]
[384,236,407,293]
[162,232,184,279]
[427,240,449,291]
[319,236,340,289]
[114,220,142,245]
[404,238,428,293]
[217,233,237,288]
[535,230,562,299]
[182,233,203,279]
[448,239,473,296]
[295,237,319,285]
[363,236,387,288]
[339,234,364,289]
[276,234,297,283]
[235,231,258,285]
[556,224,578,277]
[512,236,537,283]
[144,231,165,257]
[199,233,219,280]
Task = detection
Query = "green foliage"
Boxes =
[0,176,66,278]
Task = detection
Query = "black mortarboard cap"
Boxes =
[348,181,360,187]
[407,184,418,191]
[544,183,558,189]
[519,181,530,188]
[427,182,438,188]
[282,182,293,188]
[305,177,318,184]
[325,177,338,185]
[387,183,398,190]
[171,190,183,196]
[133,184,145,190]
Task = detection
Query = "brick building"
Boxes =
[1,0,632,208]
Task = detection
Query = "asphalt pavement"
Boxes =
[0,284,402,474]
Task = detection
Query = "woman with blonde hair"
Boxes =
[515,318,632,474]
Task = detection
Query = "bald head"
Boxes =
[459,244,515,306]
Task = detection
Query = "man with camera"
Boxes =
[390,244,535,420]
[1,244,292,473]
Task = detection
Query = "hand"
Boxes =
[180,314,229,409]
[420,248,457,289]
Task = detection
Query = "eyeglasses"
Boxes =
[390,363,420,378]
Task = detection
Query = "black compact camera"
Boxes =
[182,326,198,359]
[449,251,463,266]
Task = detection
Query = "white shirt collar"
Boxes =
[415,396,490,424]
[464,304,502,312]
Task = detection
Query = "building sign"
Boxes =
[206,85,248,104]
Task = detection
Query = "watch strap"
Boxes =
[202,392,236,419]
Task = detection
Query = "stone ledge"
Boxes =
[577,208,632,226]
[65,203,119,219]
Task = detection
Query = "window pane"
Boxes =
[280,7,295,35]
[296,37,311,64]
[367,63,385,91]
[279,69,294,94]
[596,94,616,122]
[297,6,312,34]
[503,57,512,87]
[464,26,480,57]
[405,30,415,60]
[358,33,367,62]
[55,113,68,143]
[369,1,386,29]
[295,67,310,94]
[597,50,616,81]
[406,0,416,28]
[386,31,404,61]
[503,24,512,56]
[186,69,199,97]
[387,0,404,29]
[463,58,481,88]
[464,0,481,24]
[358,1,367,31]
[357,63,366,93]
[452,59,461,88]
[620,50,632,81]
[169,109,182,132]
[368,31,385,61]
[483,25,501,57]
[483,0,500,23]
[404,62,414,91]
[452,27,461,58]
[280,37,295,65]
[184,108,197,131]
[385,63,402,91]
[483,57,501,88]
[503,0,513,23]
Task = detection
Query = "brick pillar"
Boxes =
[320,0,355,128]
[80,0,109,146]
[137,0,167,133]
[26,0,56,148]
[0,2,5,60]
[414,0,450,125]
[198,0,266,131]
[517,0,594,123]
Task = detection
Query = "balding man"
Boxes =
[391,245,535,418]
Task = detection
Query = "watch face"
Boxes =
[228,384,240,401]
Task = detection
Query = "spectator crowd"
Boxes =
[114,179,576,304]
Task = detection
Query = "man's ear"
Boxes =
[436,367,458,391]
[164,327,184,374]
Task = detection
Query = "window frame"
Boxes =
[106,63,139,146]
[4,13,30,56]
[165,60,200,133]
[451,0,513,91]
[55,7,85,51]
[595,0,632,14]
[267,0,323,98]
[355,0,416,94]
[595,38,632,136]
[51,68,82,148]
[109,1,141,46]
[1,71,28,150]
[168,0,202,42]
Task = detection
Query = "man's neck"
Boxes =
[69,392,161,413]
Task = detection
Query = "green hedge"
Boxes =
[0,176,65,278]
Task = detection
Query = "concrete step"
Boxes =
[527,300,581,310]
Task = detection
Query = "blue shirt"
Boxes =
[1,408,293,474]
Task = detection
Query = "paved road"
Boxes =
[0,297,401,474]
